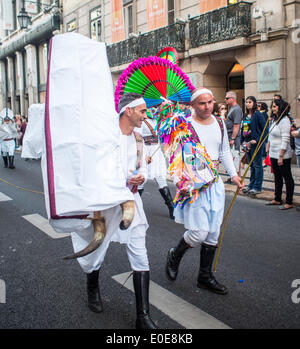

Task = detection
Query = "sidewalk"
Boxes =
[219,163,300,207]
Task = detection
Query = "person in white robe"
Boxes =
[28,33,158,329]
[0,110,18,169]
[166,88,244,295]
[135,108,174,219]
[70,93,158,329]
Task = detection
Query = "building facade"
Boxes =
[0,0,62,116]
[1,0,300,121]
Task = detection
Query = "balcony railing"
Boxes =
[106,21,185,67]
[106,2,252,68]
[189,1,251,48]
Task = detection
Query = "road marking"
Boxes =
[112,271,230,329]
[0,192,12,202]
[22,214,70,239]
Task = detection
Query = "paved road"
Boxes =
[0,153,299,329]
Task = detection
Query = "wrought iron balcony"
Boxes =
[106,21,185,67]
[189,1,252,49]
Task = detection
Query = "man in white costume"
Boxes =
[0,110,18,169]
[166,88,244,294]
[136,107,174,219]
[30,33,158,329]
[70,93,158,329]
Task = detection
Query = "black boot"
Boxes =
[158,186,174,219]
[8,156,15,169]
[197,243,228,295]
[86,269,103,313]
[133,271,158,329]
[2,156,8,168]
[138,189,144,196]
[166,238,190,281]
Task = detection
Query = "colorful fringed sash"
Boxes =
[155,103,219,208]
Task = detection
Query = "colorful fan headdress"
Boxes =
[115,56,195,111]
[156,47,178,65]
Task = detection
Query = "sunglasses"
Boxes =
[225,97,232,100]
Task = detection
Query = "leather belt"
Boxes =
[4,138,13,141]
[143,135,158,145]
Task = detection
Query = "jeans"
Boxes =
[298,155,300,167]
[246,145,264,191]
[270,157,294,205]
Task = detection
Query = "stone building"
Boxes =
[1,0,300,121]
[0,0,61,116]
[62,0,300,120]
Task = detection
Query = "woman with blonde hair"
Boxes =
[218,103,227,120]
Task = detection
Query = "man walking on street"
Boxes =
[165,88,244,295]
[225,91,243,182]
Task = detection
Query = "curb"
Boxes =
[224,184,300,207]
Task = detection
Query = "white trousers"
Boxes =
[1,140,15,156]
[71,224,149,273]
[126,235,149,272]
[183,229,219,247]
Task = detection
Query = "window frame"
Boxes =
[89,6,102,41]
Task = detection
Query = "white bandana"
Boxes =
[119,98,146,116]
[191,88,213,102]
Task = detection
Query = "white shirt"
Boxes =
[191,116,237,178]
[269,116,293,159]
[120,133,148,185]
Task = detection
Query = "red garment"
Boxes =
[20,123,27,146]
[264,154,274,174]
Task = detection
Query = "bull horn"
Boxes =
[63,211,106,260]
[119,200,135,230]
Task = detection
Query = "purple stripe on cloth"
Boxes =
[44,37,88,220]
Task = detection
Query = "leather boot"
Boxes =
[8,156,15,169]
[166,237,190,281]
[138,189,144,196]
[158,186,174,219]
[2,156,8,168]
[197,243,228,295]
[133,271,158,329]
[86,269,103,313]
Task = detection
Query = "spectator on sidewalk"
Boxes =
[241,96,268,195]
[257,102,270,160]
[266,99,294,210]
[218,103,227,120]
[225,91,243,181]
[19,116,27,152]
[291,94,300,167]
[291,94,300,211]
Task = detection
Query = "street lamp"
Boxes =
[17,1,58,30]
[17,1,31,30]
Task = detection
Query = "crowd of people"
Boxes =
[211,92,300,211]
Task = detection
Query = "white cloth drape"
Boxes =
[21,104,45,159]
[44,33,133,220]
